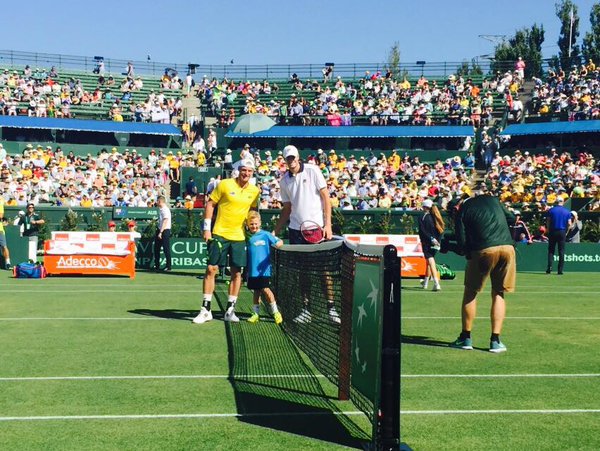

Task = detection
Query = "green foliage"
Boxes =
[142,219,157,239]
[397,213,417,234]
[581,218,600,243]
[331,209,345,235]
[86,212,105,232]
[385,42,401,78]
[37,213,51,245]
[374,212,392,234]
[456,60,483,78]
[555,0,581,70]
[182,209,202,238]
[59,209,79,231]
[349,215,372,234]
[492,24,545,77]
[582,3,600,65]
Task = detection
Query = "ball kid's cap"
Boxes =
[108,221,116,227]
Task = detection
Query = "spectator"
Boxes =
[566,211,583,243]
[509,211,531,243]
[545,198,571,275]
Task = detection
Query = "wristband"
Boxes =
[203,219,212,231]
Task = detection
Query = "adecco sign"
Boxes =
[136,239,208,270]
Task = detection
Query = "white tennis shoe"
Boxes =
[192,308,213,324]
[224,308,240,323]
[293,308,312,324]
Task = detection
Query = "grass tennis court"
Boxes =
[1,269,599,450]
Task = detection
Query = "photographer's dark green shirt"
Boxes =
[455,195,514,254]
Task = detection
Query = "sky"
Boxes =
[4,0,599,67]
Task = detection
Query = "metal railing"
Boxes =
[0,49,523,80]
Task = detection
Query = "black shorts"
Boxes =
[289,228,310,245]
[422,244,437,259]
[247,276,271,290]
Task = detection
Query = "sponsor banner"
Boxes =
[113,206,159,220]
[344,234,427,278]
[437,243,600,273]
[136,238,208,270]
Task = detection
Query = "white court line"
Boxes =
[1,373,597,382]
[1,290,199,293]
[2,316,600,321]
[1,409,599,422]
[401,409,600,415]
[0,411,364,422]
[0,374,326,382]
[403,316,600,320]
[402,373,600,379]
[0,317,166,321]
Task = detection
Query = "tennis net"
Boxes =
[271,240,395,423]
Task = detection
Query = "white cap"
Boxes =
[422,199,433,208]
[238,159,255,170]
[283,145,299,159]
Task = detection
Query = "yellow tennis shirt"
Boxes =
[210,178,259,241]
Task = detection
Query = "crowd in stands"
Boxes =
[0,140,597,215]
[247,146,598,214]
[529,60,600,120]
[201,70,520,127]
[0,144,201,208]
[0,64,189,123]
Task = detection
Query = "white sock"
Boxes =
[271,303,279,314]
[203,294,213,302]
[227,295,238,310]
[252,304,260,314]
[5,258,10,265]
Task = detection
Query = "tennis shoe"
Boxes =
[273,311,283,325]
[293,309,312,324]
[328,307,341,324]
[247,312,260,324]
[192,307,212,324]
[420,278,428,289]
[224,308,240,323]
[489,340,507,353]
[432,282,441,291]
[449,336,473,350]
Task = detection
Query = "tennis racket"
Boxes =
[300,220,325,244]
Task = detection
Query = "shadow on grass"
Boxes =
[213,293,370,449]
[128,308,225,321]
[402,335,488,352]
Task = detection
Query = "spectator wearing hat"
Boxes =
[16,203,45,261]
[566,211,583,243]
[108,220,117,232]
[545,198,571,274]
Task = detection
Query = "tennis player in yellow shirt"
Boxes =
[193,160,260,324]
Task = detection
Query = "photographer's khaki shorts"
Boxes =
[465,245,516,293]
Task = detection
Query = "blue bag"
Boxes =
[13,262,47,279]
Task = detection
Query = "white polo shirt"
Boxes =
[159,204,172,230]
[279,162,327,230]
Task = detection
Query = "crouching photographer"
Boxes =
[444,193,516,353]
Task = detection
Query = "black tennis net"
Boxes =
[271,240,384,421]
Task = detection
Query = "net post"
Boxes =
[338,244,353,400]
[377,245,401,450]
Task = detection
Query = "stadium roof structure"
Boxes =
[0,116,181,136]
[501,120,600,136]
[225,125,474,139]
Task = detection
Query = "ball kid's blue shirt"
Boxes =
[247,230,280,278]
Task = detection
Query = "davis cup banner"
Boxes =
[136,239,208,270]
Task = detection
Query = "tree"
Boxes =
[555,0,581,70]
[385,42,401,78]
[456,59,484,78]
[491,24,545,78]
[582,2,600,65]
